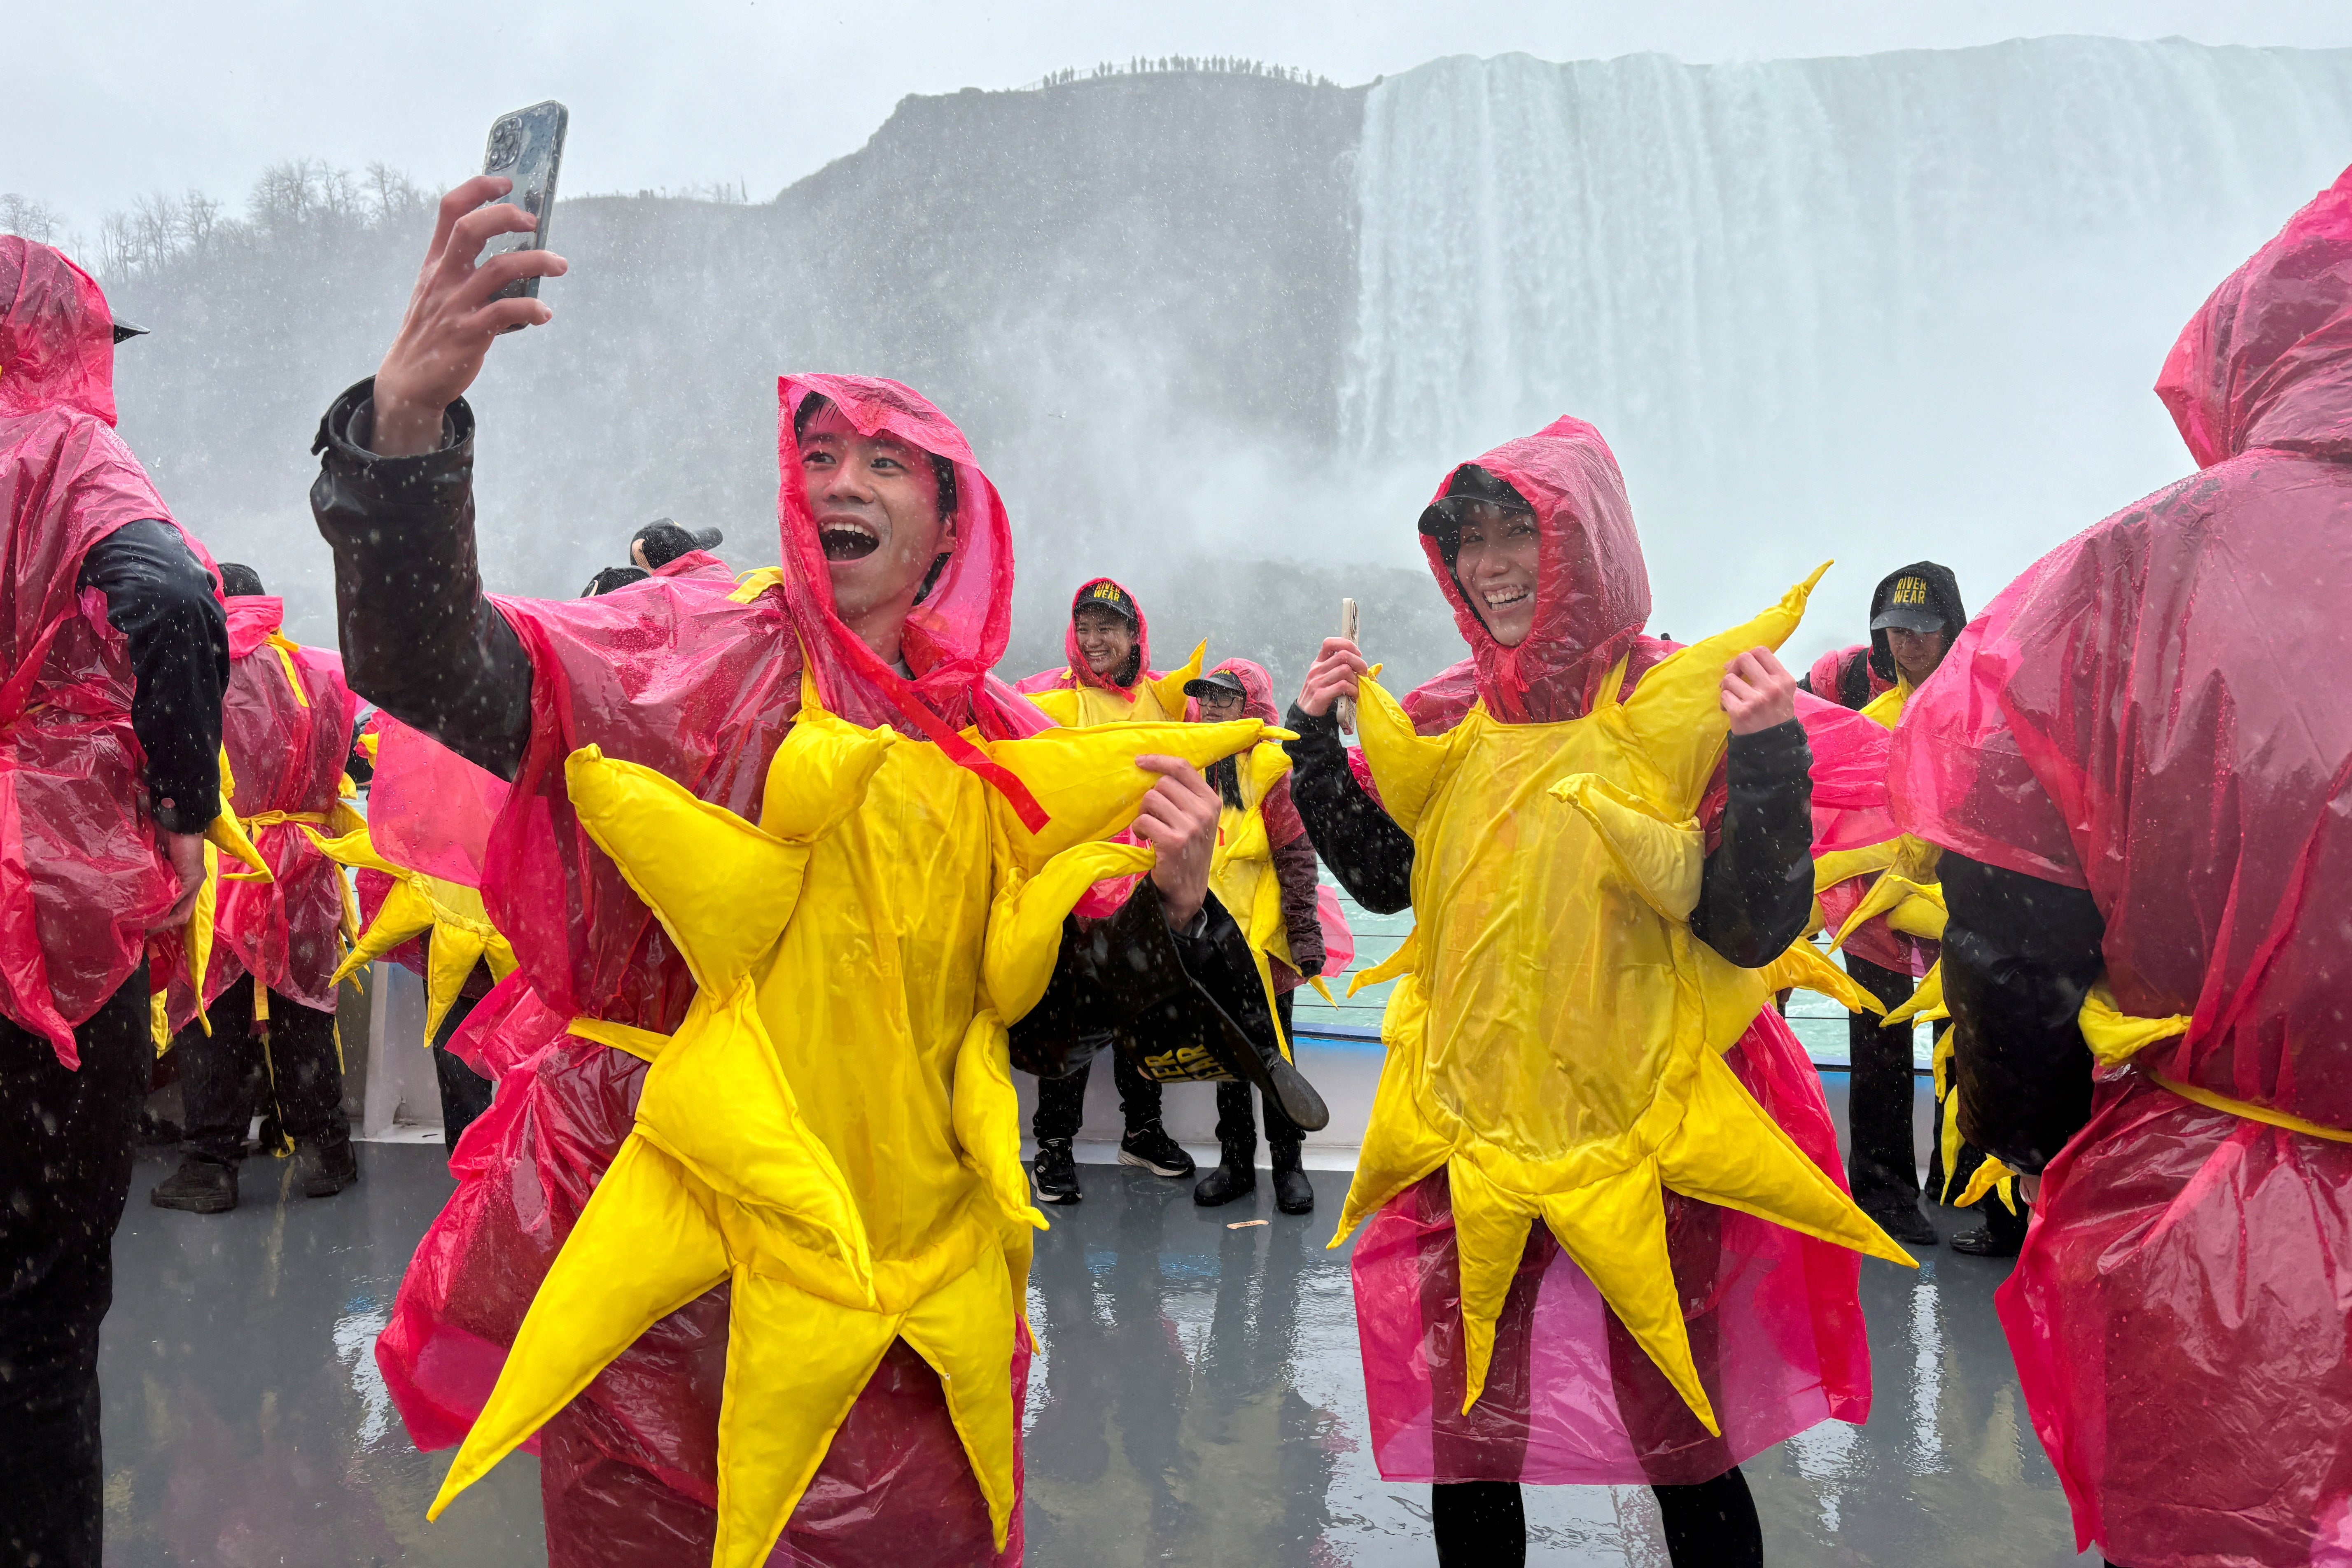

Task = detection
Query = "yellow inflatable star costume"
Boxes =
[303,821,518,1050]
[150,746,276,1050]
[425,660,1279,1567]
[1332,568,1914,1434]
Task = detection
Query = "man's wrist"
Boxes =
[367,390,447,458]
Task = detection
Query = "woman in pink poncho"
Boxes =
[1280,417,1883,1566]
[1892,164,2352,1568]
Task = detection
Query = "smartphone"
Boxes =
[479,100,567,319]
[1336,597,1361,733]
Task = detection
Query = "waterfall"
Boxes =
[1345,38,2352,649]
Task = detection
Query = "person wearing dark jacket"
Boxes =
[1824,562,2022,1254]
[0,239,229,1568]
[1286,421,1905,1568]
[309,177,1321,1567]
[1185,660,1327,1215]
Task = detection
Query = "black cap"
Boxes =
[582,565,651,597]
[631,519,723,569]
[1183,670,1247,701]
[1073,581,1139,624]
[1417,464,1533,543]
[1869,574,1946,633]
[111,318,149,344]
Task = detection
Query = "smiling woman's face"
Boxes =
[799,402,947,625]
[1451,500,1542,647]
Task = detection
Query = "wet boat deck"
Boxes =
[100,1125,2095,1566]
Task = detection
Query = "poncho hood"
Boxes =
[2158,164,2352,467]
[1202,656,1282,728]
[1060,576,1150,695]
[1421,416,1653,724]
[0,238,120,427]
[224,595,285,660]
[778,373,1027,738]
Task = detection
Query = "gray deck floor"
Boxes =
[99,1113,2095,1567]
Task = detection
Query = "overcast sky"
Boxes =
[15,1,2352,238]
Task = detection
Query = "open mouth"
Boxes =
[819,521,880,562]
[1482,584,1533,611]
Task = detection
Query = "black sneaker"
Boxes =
[1865,1200,1939,1248]
[1951,1195,2028,1258]
[1270,1150,1314,1216]
[1031,1139,1082,1205]
[1193,1150,1256,1207]
[150,1157,238,1214]
[294,1138,359,1199]
[1118,1125,1195,1179]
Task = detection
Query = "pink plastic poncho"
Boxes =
[163,598,358,1025]
[1012,575,1164,701]
[1803,643,1895,711]
[1349,416,1871,1487]
[369,709,510,890]
[0,238,216,1064]
[376,375,1046,1568]
[1890,166,2352,1568]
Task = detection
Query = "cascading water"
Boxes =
[1345,38,2352,649]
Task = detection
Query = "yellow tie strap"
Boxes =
[2075,981,2352,1144]
[242,810,332,829]
[2151,1075,2352,1145]
[264,632,313,708]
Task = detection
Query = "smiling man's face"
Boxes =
[799,401,950,628]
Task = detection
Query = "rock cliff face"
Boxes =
[109,70,1433,694]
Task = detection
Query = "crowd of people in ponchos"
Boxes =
[6,158,2352,1568]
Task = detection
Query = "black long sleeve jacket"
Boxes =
[307,378,1267,1079]
[1282,701,1818,969]
[78,519,229,833]
[1939,854,2106,1174]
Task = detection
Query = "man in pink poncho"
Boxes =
[1893,164,2352,1568]
[309,176,1321,1568]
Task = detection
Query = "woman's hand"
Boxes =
[1296,636,1369,718]
[370,176,570,457]
[1720,646,1798,735]
[1132,756,1222,928]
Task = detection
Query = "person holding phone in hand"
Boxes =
[319,175,1322,1568]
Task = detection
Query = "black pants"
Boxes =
[0,964,151,1568]
[176,974,348,1167]
[1844,954,1923,1213]
[1432,1471,1761,1567]
[1032,1047,1163,1144]
[431,988,494,1150]
[1213,990,1302,1155]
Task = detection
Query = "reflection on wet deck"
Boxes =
[100,1137,2095,1566]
